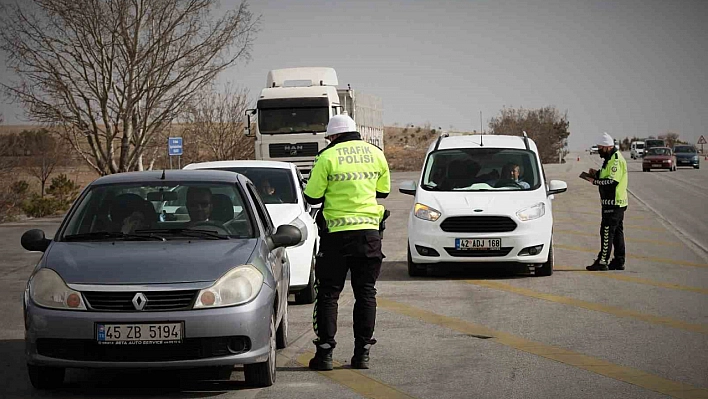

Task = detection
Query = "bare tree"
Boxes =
[0,0,259,175]
[660,132,681,148]
[22,129,63,197]
[182,84,254,162]
[488,106,571,164]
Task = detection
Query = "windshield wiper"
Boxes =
[63,231,166,242]
[135,228,229,240]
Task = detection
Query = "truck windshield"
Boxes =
[259,108,329,134]
[645,140,665,149]
[422,148,540,191]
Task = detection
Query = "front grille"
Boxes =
[445,247,514,257]
[83,291,198,312]
[269,142,318,158]
[440,216,517,233]
[36,337,250,362]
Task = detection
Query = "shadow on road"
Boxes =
[0,339,262,398]
[378,261,530,282]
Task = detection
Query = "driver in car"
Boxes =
[500,162,530,189]
[186,187,213,224]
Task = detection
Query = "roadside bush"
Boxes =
[0,178,30,222]
[21,194,61,218]
[47,173,79,209]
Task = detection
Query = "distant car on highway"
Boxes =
[183,160,319,304]
[642,147,676,172]
[399,133,567,277]
[589,145,598,155]
[20,170,303,389]
[644,139,666,154]
[630,141,645,159]
[673,145,700,169]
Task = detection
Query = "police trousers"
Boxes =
[597,206,626,264]
[313,229,383,349]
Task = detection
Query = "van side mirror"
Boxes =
[21,229,51,252]
[399,180,417,196]
[548,180,567,195]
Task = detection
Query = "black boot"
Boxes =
[608,258,625,270]
[586,260,608,271]
[351,344,371,369]
[308,345,333,371]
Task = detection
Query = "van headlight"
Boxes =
[194,265,264,308]
[29,268,86,310]
[414,203,441,221]
[516,203,545,221]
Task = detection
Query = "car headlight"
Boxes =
[516,202,545,221]
[414,203,441,221]
[693,156,699,161]
[29,268,86,310]
[194,265,264,308]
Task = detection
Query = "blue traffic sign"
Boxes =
[168,137,182,156]
[169,147,183,156]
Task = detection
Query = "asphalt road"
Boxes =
[0,153,706,399]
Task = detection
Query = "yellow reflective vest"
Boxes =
[304,137,390,233]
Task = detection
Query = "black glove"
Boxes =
[379,209,391,234]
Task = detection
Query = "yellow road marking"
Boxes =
[553,218,667,233]
[554,267,708,295]
[554,229,682,247]
[553,209,646,220]
[296,352,416,399]
[555,244,708,268]
[378,298,708,399]
[465,280,708,335]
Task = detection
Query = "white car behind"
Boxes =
[184,160,319,303]
[399,134,567,277]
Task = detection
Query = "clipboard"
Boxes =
[579,172,594,181]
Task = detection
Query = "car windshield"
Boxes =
[205,167,297,204]
[61,182,254,240]
[647,148,670,156]
[674,146,696,153]
[258,107,329,134]
[422,148,540,191]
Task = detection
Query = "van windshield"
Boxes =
[635,143,645,149]
[422,148,540,191]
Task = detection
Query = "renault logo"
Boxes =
[132,293,148,311]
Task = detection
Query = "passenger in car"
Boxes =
[257,178,283,203]
[108,193,155,233]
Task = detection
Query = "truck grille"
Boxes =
[269,142,318,158]
[83,291,198,312]
[440,216,517,233]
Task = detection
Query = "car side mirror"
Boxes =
[21,229,51,252]
[399,180,417,196]
[244,109,256,137]
[548,180,567,195]
[267,224,303,251]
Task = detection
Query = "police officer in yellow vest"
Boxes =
[304,114,390,371]
[585,132,628,271]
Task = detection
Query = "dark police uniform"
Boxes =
[304,131,390,370]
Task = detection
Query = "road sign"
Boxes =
[698,135,706,144]
[168,137,183,156]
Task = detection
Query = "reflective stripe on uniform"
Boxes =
[327,172,381,181]
[327,216,380,229]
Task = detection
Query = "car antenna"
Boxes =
[160,168,166,180]
[479,130,484,147]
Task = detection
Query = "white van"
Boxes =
[630,141,645,159]
[399,133,567,277]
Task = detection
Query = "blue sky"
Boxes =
[1,0,706,150]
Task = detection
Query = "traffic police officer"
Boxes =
[585,132,628,271]
[303,114,390,370]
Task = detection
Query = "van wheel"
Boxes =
[407,246,427,277]
[295,254,316,304]
[535,240,554,277]
[244,313,276,387]
[27,364,64,390]
[643,168,649,172]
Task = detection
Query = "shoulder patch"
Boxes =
[611,165,618,172]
